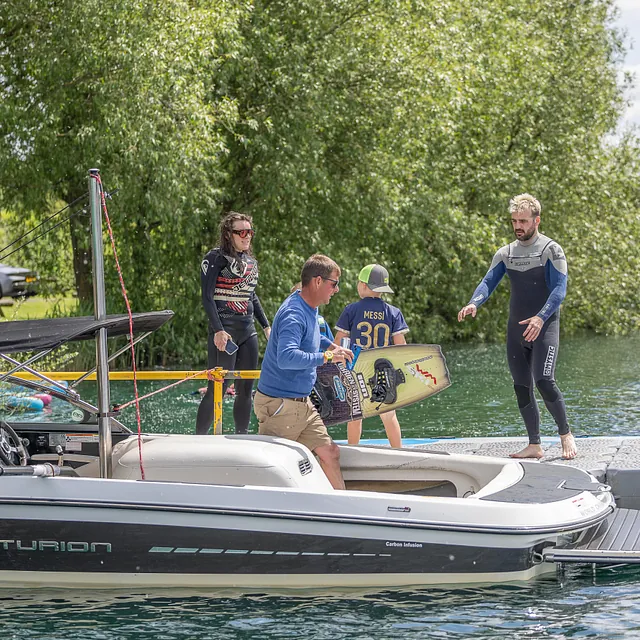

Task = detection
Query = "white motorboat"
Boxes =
[0,170,638,590]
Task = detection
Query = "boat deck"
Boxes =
[543,508,640,565]
[352,435,640,511]
[351,435,640,567]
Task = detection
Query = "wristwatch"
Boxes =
[324,350,334,363]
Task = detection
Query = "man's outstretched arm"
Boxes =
[458,248,507,321]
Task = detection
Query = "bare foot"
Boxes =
[560,433,578,460]
[509,444,544,459]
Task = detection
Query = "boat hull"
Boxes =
[0,441,615,590]
[0,502,578,589]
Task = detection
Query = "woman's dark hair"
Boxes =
[219,212,254,257]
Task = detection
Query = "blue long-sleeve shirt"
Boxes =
[469,233,568,324]
[258,291,332,398]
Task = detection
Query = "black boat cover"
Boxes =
[0,311,174,353]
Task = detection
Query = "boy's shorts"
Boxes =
[253,390,332,451]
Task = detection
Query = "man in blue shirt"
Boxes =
[290,281,335,343]
[255,254,353,489]
[334,264,409,448]
[458,194,577,460]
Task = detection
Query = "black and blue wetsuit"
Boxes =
[196,248,270,434]
[469,233,569,444]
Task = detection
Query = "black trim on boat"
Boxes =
[0,517,546,576]
[0,495,614,536]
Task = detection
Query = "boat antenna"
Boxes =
[89,168,113,478]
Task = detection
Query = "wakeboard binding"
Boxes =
[310,380,335,421]
[368,358,406,405]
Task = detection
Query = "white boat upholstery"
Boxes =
[106,434,334,491]
[466,460,524,499]
[339,444,516,498]
[74,437,521,499]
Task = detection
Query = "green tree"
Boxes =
[219,0,639,342]
[0,0,248,363]
[1,0,638,368]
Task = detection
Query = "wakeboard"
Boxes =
[310,344,450,426]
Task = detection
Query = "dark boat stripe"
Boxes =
[0,497,613,536]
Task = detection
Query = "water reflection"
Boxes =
[2,566,640,639]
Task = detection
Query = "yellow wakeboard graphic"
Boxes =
[311,344,451,426]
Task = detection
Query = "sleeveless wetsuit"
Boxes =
[469,233,569,444]
[196,248,270,434]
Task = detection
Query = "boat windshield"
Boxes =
[0,379,90,425]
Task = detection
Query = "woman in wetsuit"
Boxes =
[196,212,270,434]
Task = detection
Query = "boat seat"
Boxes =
[109,434,334,491]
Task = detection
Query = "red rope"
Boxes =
[91,174,146,480]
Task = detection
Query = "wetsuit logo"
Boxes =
[227,257,247,277]
[543,345,556,377]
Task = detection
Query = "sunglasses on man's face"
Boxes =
[321,276,340,289]
[232,228,255,239]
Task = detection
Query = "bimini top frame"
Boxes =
[0,311,174,416]
[0,312,174,355]
[0,312,173,391]
[1,168,175,480]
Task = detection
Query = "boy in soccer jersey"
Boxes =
[334,264,409,448]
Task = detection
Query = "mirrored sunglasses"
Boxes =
[232,228,255,239]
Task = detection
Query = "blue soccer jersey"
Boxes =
[335,297,409,349]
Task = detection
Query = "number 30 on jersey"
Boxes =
[355,321,390,349]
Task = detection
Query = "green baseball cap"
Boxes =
[358,264,394,293]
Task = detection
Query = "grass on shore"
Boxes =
[0,295,78,321]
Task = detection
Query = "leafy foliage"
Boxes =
[0,0,248,364]
[1,0,638,367]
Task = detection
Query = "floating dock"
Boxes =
[354,436,640,510]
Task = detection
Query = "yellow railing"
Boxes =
[207,369,260,435]
[11,369,261,435]
[13,371,223,381]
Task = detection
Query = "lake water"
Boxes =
[1,334,640,638]
[85,333,640,441]
[3,566,640,639]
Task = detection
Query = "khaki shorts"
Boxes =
[254,390,332,451]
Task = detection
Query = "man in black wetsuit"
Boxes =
[458,194,577,460]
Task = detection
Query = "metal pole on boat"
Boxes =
[89,168,112,478]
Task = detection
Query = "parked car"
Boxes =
[0,263,39,298]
